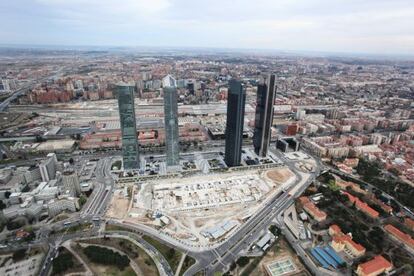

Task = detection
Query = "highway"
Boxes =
[81,157,114,217]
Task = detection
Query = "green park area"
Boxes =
[82,237,159,276]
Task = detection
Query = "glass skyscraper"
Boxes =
[253,74,276,157]
[116,83,140,170]
[162,75,180,167]
[224,80,246,167]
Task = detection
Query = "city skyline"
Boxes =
[1,0,414,56]
[1,1,414,274]
[0,47,413,276]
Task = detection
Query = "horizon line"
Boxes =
[1,43,414,61]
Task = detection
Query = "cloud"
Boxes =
[36,0,170,14]
[0,0,414,55]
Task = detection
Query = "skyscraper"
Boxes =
[253,74,276,157]
[224,80,246,167]
[116,83,140,170]
[162,75,180,167]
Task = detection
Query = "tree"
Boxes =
[35,135,45,142]
[7,218,26,231]
[78,195,87,207]
[69,158,74,165]
[269,225,281,236]
[12,249,26,262]
[166,248,176,259]
[53,252,74,274]
[236,256,250,267]
[83,246,130,270]
[21,185,30,193]
[388,167,401,176]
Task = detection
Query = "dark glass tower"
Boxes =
[116,83,140,170]
[253,74,276,157]
[162,75,180,167]
[224,80,246,167]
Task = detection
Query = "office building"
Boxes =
[224,80,246,167]
[39,153,57,182]
[163,75,180,167]
[276,137,300,153]
[62,171,81,196]
[253,74,276,156]
[116,83,140,170]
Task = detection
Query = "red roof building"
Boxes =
[384,224,414,252]
[15,229,30,239]
[329,225,366,257]
[328,224,342,236]
[343,192,379,219]
[335,180,367,195]
[299,196,327,222]
[356,255,393,276]
[343,158,359,168]
[404,217,414,231]
[369,195,393,214]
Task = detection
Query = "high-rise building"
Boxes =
[253,74,276,157]
[162,75,180,167]
[116,83,140,170]
[62,171,81,196]
[224,80,246,167]
[39,153,58,182]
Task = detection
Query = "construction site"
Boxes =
[106,167,297,245]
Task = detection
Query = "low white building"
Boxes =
[47,196,79,217]
[26,203,44,217]
[0,168,13,184]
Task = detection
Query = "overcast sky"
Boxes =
[1,0,414,55]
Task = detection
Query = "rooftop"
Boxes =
[162,74,177,88]
[343,192,379,218]
[357,255,392,276]
[384,224,414,249]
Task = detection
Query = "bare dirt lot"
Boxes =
[107,190,130,219]
[266,167,295,184]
